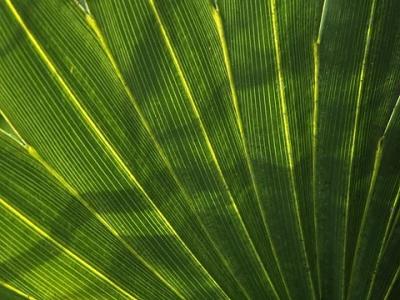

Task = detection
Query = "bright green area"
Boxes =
[0,0,399,299]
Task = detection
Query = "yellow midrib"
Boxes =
[0,280,36,300]
[344,0,378,298]
[269,0,316,298]
[25,144,187,300]
[147,1,279,297]
[0,196,137,300]
[212,6,292,300]
[4,2,214,298]
[85,14,234,299]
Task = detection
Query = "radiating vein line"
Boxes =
[347,136,383,299]
[383,262,400,300]
[312,39,321,298]
[317,0,329,42]
[269,0,316,298]
[24,144,186,300]
[384,195,400,250]
[0,128,25,149]
[147,0,279,296]
[0,109,27,146]
[344,0,378,296]
[0,197,137,300]
[74,0,89,13]
[381,101,400,247]
[366,184,400,300]
[0,280,35,300]
[350,95,400,299]
[85,12,239,300]
[211,5,291,299]
[383,95,400,137]
[4,1,221,294]
[312,1,328,295]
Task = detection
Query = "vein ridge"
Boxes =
[0,280,36,300]
[345,0,378,296]
[0,196,137,300]
[211,5,292,299]
[4,1,218,297]
[269,0,316,298]
[147,0,279,296]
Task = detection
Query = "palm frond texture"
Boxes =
[1,0,400,299]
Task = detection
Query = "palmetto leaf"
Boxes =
[0,0,399,299]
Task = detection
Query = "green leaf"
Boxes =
[0,114,14,137]
[0,0,400,299]
[315,0,400,298]
[0,132,184,299]
[0,280,30,300]
[348,98,400,300]
[0,0,240,298]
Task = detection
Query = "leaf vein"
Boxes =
[211,5,292,299]
[0,196,137,300]
[345,0,378,296]
[147,1,279,297]
[4,1,218,296]
[269,0,316,298]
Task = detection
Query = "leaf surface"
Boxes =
[0,0,400,299]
